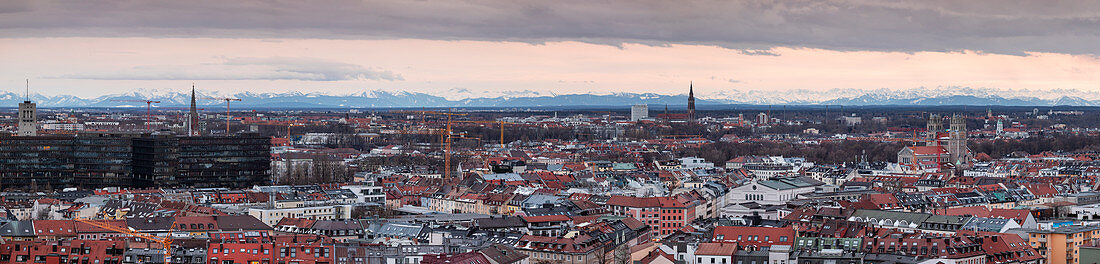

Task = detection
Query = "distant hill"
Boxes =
[2,87,1099,108]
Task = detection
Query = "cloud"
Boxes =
[2,1,1100,54]
[739,49,780,56]
[448,87,472,94]
[54,57,403,81]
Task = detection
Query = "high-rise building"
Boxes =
[131,134,180,187]
[17,79,36,137]
[0,132,270,190]
[630,104,648,121]
[18,80,36,137]
[17,100,35,136]
[176,133,271,188]
[687,82,696,120]
[0,132,139,189]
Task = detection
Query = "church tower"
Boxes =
[947,114,970,167]
[687,82,696,120]
[925,114,942,145]
[187,83,200,136]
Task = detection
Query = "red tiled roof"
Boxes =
[695,242,738,256]
[711,226,795,248]
[637,249,676,264]
[906,146,948,155]
[74,220,127,233]
[33,220,77,236]
[275,218,316,228]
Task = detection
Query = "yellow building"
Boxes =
[1026,225,1100,264]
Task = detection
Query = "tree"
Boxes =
[612,245,630,264]
[33,208,50,220]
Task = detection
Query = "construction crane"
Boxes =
[451,134,482,146]
[286,122,307,139]
[389,111,490,182]
[77,218,175,264]
[391,111,467,182]
[202,97,242,134]
[451,120,513,148]
[591,111,617,123]
[440,112,467,182]
[111,100,161,131]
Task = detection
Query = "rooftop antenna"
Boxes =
[25,78,29,101]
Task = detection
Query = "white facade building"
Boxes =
[631,104,649,121]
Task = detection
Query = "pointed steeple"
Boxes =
[687,81,696,120]
[188,83,199,136]
[664,104,669,120]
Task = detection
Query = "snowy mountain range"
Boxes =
[2,87,1099,108]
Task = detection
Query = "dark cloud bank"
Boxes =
[2,0,1100,55]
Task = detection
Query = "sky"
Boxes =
[1,0,1099,99]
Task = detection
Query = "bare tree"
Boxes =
[33,208,50,220]
[612,246,629,264]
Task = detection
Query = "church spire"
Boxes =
[687,82,696,120]
[188,83,200,136]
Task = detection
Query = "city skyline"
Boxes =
[2,1,1100,99]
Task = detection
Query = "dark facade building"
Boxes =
[132,134,180,187]
[177,134,271,188]
[0,132,139,190]
[0,132,270,190]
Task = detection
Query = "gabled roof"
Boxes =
[75,219,127,233]
[711,226,795,247]
[125,217,174,231]
[695,242,738,256]
[522,214,571,223]
[476,216,527,229]
[905,146,948,156]
[0,221,34,236]
[637,249,676,264]
[33,220,76,236]
[312,220,362,231]
[214,215,270,231]
[479,244,528,264]
[275,218,316,229]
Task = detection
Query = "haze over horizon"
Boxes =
[2,1,1100,100]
